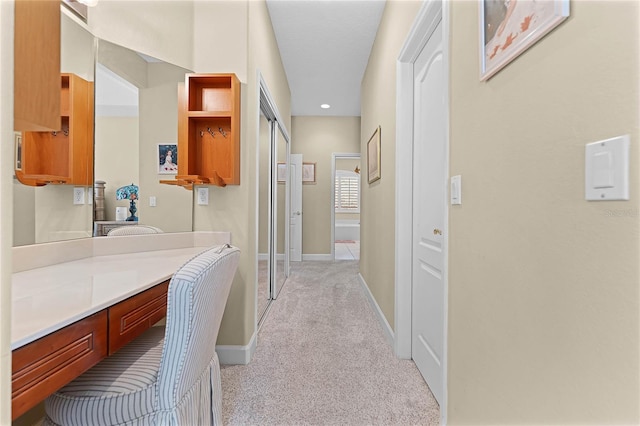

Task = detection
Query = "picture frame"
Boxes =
[302,162,316,184]
[479,0,569,81]
[277,162,287,183]
[14,132,22,171]
[367,126,381,184]
[157,143,178,175]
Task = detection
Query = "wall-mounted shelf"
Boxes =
[16,74,94,187]
[161,73,240,189]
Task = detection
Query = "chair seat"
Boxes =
[45,326,165,426]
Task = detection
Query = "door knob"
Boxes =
[295,211,301,215]
[433,228,442,235]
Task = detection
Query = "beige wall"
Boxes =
[447,1,639,423]
[291,116,360,255]
[0,1,13,422]
[34,186,93,243]
[361,0,639,423]
[89,0,194,71]
[193,0,291,346]
[360,0,421,330]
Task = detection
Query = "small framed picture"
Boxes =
[302,162,316,184]
[15,132,22,171]
[158,143,178,175]
[277,162,287,183]
[367,126,381,184]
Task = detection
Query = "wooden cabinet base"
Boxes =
[11,311,108,420]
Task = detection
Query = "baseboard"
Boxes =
[302,254,333,261]
[358,273,394,348]
[216,332,256,365]
[258,253,285,261]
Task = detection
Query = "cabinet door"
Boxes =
[14,0,61,132]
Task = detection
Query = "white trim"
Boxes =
[301,254,333,261]
[396,1,449,424]
[331,152,360,261]
[358,273,394,348]
[216,332,257,365]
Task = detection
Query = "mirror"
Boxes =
[93,39,193,234]
[13,11,95,246]
[258,108,271,321]
[257,82,290,325]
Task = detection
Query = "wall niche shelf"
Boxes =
[160,73,240,189]
[16,73,94,187]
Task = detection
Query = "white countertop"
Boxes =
[11,246,209,350]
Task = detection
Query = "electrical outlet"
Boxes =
[149,196,157,207]
[197,187,209,205]
[73,187,85,205]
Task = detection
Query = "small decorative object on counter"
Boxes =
[116,183,139,221]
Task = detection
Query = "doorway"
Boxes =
[395,0,449,422]
[331,153,360,261]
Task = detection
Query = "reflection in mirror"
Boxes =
[94,39,193,235]
[258,109,271,321]
[13,11,95,246]
[274,126,287,298]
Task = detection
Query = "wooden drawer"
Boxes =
[12,311,108,420]
[108,281,169,355]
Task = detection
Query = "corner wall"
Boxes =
[360,0,422,330]
[192,0,291,347]
[447,1,639,423]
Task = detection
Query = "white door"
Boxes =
[290,154,303,261]
[412,19,445,405]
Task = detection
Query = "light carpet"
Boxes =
[221,261,440,425]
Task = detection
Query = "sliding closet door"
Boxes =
[257,108,272,322]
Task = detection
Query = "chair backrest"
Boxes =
[107,225,164,236]
[156,244,240,409]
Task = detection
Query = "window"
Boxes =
[335,170,360,213]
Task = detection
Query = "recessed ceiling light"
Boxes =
[320,104,330,109]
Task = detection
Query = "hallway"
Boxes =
[221,261,439,425]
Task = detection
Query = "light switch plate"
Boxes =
[585,135,629,201]
[451,175,462,205]
[73,187,85,205]
[197,187,209,205]
[149,196,157,207]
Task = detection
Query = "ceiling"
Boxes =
[266,0,386,117]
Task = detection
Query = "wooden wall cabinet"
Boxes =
[162,73,241,188]
[16,74,94,187]
[14,0,61,132]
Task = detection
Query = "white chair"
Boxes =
[43,244,240,426]
[106,225,164,236]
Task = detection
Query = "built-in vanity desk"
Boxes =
[10,232,231,420]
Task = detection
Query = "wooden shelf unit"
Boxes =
[16,74,94,187]
[165,73,240,189]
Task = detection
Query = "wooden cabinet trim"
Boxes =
[11,311,108,420]
[107,280,169,355]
